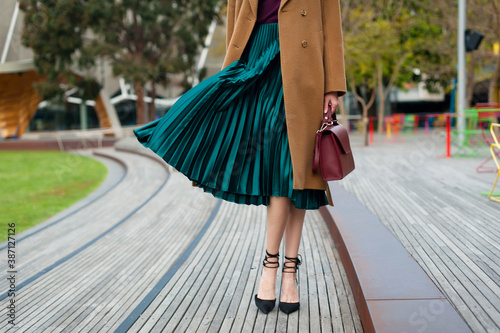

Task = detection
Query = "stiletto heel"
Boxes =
[279,254,302,314]
[255,250,279,314]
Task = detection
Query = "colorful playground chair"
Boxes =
[385,114,403,141]
[433,114,447,128]
[402,114,416,131]
[450,108,489,156]
[476,108,500,173]
[389,113,415,135]
[392,113,405,133]
[488,123,500,203]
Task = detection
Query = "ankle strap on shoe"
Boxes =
[263,250,279,269]
[282,254,302,273]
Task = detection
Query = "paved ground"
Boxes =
[0,138,362,332]
[340,130,500,333]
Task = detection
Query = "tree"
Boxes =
[343,7,378,146]
[20,0,100,102]
[376,4,455,132]
[467,0,500,104]
[412,0,500,105]
[342,0,459,144]
[85,0,220,124]
[20,0,221,125]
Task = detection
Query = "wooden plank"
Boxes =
[160,203,240,332]
[298,234,310,333]
[307,219,334,333]
[182,204,250,332]
[220,207,264,332]
[302,222,321,333]
[231,208,266,333]
[84,184,215,326]
[309,213,348,333]
[131,193,231,332]
[206,207,259,332]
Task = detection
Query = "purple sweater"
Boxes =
[256,0,280,24]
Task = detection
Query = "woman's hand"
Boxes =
[324,91,339,114]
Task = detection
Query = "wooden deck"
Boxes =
[0,138,362,332]
[339,131,500,333]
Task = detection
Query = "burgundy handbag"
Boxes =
[312,105,355,180]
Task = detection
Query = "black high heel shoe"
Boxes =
[254,250,280,314]
[279,254,302,314]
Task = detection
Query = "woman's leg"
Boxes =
[281,204,306,303]
[256,196,291,300]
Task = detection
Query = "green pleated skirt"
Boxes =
[134,23,328,209]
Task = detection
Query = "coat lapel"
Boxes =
[279,0,290,12]
[249,0,258,16]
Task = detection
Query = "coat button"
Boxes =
[302,40,308,47]
[301,10,307,16]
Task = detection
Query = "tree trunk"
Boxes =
[489,54,500,104]
[365,89,376,146]
[489,52,500,137]
[79,99,88,130]
[149,80,156,121]
[135,81,146,125]
[376,53,408,134]
[348,74,376,146]
[377,63,385,134]
[363,107,369,146]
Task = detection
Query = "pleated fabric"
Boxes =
[134,23,328,209]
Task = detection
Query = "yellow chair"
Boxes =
[488,124,500,202]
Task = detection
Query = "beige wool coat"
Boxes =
[194,0,347,207]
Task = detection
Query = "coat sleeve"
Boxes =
[322,0,347,97]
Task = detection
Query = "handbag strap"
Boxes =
[313,131,321,172]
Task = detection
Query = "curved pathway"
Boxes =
[0,137,362,332]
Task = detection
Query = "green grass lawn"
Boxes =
[0,151,108,242]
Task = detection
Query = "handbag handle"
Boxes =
[317,105,338,133]
[326,104,339,123]
[313,104,337,172]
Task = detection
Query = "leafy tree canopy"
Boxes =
[21,0,221,120]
